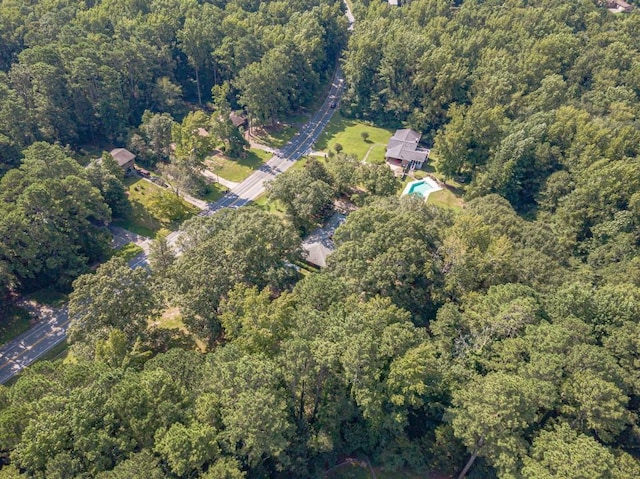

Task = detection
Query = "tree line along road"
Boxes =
[0,65,347,384]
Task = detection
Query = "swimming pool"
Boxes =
[402,178,442,199]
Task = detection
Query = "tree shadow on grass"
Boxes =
[314,115,358,151]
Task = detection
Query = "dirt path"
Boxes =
[361,143,385,163]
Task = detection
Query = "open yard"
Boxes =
[114,178,198,237]
[206,148,272,182]
[249,124,299,149]
[315,113,394,161]
[427,188,465,211]
[251,192,287,216]
[151,308,208,352]
[200,182,229,202]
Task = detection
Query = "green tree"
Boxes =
[148,231,175,278]
[154,422,218,477]
[449,372,555,478]
[172,209,301,342]
[267,169,335,227]
[522,422,633,479]
[68,257,157,359]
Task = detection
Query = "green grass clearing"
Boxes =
[152,308,208,352]
[288,156,310,172]
[315,113,394,161]
[363,144,387,165]
[111,243,144,262]
[427,188,465,211]
[251,192,287,216]
[200,182,229,202]
[206,148,272,182]
[249,125,299,149]
[114,178,198,237]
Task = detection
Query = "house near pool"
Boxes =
[385,129,430,172]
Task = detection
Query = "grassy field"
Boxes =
[251,192,287,216]
[207,148,272,182]
[200,182,229,202]
[249,124,299,149]
[114,178,198,237]
[427,188,465,211]
[152,308,208,352]
[315,114,394,161]
[364,144,387,164]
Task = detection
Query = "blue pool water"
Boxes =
[403,178,440,198]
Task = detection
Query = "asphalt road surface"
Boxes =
[0,67,347,383]
[0,303,69,384]
[131,66,346,267]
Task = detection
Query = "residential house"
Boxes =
[606,0,633,11]
[109,148,136,175]
[385,129,430,170]
[301,213,346,268]
[229,111,248,129]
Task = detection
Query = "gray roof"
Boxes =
[301,213,346,267]
[392,129,420,143]
[386,129,430,163]
[229,112,247,127]
[110,148,136,166]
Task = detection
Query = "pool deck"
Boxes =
[402,177,442,199]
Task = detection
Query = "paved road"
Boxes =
[0,67,347,382]
[0,303,69,384]
[130,66,346,267]
[0,0,354,383]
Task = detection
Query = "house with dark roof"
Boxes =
[229,111,247,128]
[385,129,430,170]
[110,148,136,175]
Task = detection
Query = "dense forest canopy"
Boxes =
[0,0,347,296]
[0,0,347,169]
[1,0,640,478]
[343,0,640,212]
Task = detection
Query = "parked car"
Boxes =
[136,167,151,178]
[330,101,337,109]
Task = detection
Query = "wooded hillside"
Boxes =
[1,1,640,478]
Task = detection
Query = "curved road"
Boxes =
[0,7,353,383]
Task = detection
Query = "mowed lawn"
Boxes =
[250,124,299,149]
[206,148,272,183]
[427,188,465,211]
[315,113,394,161]
[114,178,198,237]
